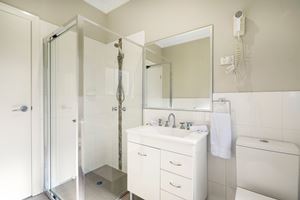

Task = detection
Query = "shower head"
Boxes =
[114,38,122,48]
[114,43,120,48]
[146,65,151,69]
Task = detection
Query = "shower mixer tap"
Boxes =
[112,106,126,111]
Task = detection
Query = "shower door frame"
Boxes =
[43,15,144,200]
[43,15,83,200]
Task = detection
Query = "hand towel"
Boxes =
[210,112,232,159]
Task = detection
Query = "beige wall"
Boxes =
[0,0,113,45]
[1,0,299,93]
[108,0,300,92]
[0,0,107,26]
[162,38,210,98]
[146,44,164,64]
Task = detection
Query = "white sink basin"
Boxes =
[126,126,208,155]
[129,126,191,137]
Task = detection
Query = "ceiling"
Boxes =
[84,0,130,14]
[155,26,211,48]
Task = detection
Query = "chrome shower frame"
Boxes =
[43,15,144,200]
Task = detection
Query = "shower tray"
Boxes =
[52,165,128,200]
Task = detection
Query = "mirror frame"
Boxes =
[143,25,214,112]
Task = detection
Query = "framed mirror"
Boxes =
[144,25,213,111]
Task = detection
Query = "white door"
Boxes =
[0,6,33,200]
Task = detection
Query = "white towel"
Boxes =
[210,112,232,159]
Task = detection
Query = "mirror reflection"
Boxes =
[144,25,213,111]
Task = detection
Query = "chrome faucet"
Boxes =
[165,113,176,128]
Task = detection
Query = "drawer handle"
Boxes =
[138,152,147,157]
[169,182,181,189]
[169,161,182,166]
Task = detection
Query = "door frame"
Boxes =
[0,2,41,197]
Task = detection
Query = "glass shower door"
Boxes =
[44,16,143,200]
[44,24,78,200]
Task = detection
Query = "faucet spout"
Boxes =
[168,113,176,128]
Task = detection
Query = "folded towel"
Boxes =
[189,125,208,133]
[210,112,232,159]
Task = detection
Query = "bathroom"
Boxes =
[0,0,299,200]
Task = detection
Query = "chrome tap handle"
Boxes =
[164,121,169,127]
[158,118,163,126]
[112,107,126,111]
[179,122,185,129]
[186,122,193,130]
[112,107,118,111]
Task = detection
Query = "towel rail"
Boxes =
[212,98,231,113]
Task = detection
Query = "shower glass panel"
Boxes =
[44,16,143,200]
[44,24,78,200]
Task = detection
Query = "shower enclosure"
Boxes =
[44,16,143,200]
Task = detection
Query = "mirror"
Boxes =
[144,25,213,111]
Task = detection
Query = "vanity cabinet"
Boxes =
[127,142,160,200]
[127,126,208,200]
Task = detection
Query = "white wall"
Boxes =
[143,91,300,200]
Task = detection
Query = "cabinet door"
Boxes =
[128,142,160,200]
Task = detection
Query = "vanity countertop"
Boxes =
[126,126,208,155]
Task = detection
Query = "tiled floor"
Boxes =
[26,194,49,200]
[27,192,134,200]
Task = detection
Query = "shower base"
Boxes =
[51,165,129,200]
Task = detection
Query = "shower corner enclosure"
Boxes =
[43,15,144,200]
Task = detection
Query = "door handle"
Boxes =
[12,105,28,112]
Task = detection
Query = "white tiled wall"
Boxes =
[143,91,300,200]
[215,92,300,146]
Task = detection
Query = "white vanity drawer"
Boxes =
[161,170,193,200]
[161,150,193,178]
[161,190,184,200]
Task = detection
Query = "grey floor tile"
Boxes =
[25,193,49,200]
